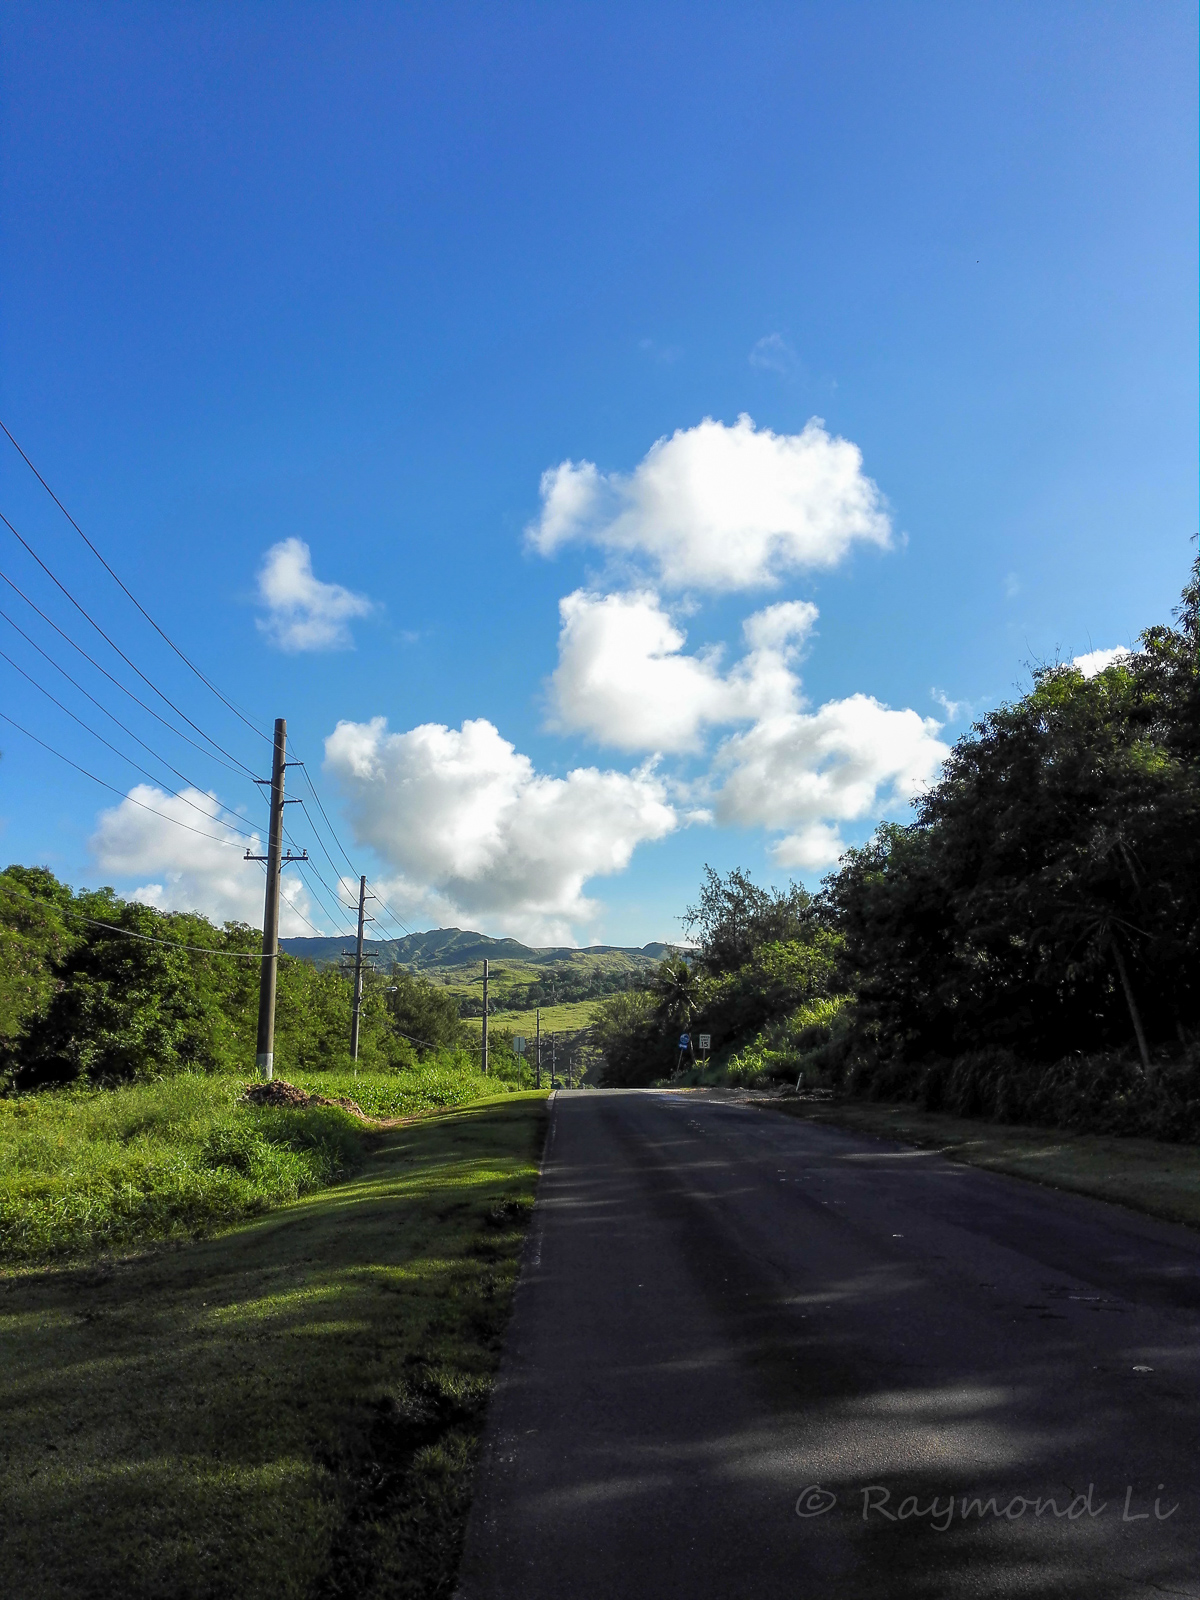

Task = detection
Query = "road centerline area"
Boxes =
[456,1089,1199,1600]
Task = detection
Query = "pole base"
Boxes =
[256,1052,274,1082]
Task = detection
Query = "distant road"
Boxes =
[456,1090,1199,1600]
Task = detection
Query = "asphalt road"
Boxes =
[455,1089,1200,1600]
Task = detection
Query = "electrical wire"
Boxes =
[279,816,359,929]
[1,508,259,777]
[292,760,413,934]
[278,876,331,940]
[1,438,415,945]
[294,799,369,915]
[0,646,259,841]
[295,762,360,879]
[366,888,413,939]
[0,565,255,782]
[0,604,245,804]
[1,420,270,745]
[0,710,253,848]
[389,1024,484,1056]
[287,853,358,939]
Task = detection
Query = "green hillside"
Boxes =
[279,927,672,1035]
[462,999,599,1038]
[280,927,671,972]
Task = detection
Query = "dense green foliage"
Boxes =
[509,964,646,1010]
[817,561,1199,1131]
[594,872,844,1086]
[384,966,471,1050]
[596,564,1200,1136]
[0,871,537,1258]
[826,587,1197,1067]
[0,867,537,1091]
[0,1074,365,1262]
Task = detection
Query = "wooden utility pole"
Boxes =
[482,959,489,1075]
[245,718,306,1081]
[535,1008,541,1089]
[349,874,375,1061]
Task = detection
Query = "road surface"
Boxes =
[456,1089,1200,1599]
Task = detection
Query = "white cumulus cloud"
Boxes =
[548,588,817,752]
[525,414,891,591]
[256,537,375,651]
[323,716,677,944]
[90,785,314,934]
[713,695,950,870]
[1073,645,1131,678]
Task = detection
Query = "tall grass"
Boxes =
[0,1047,538,1263]
[291,1055,520,1118]
[0,1074,365,1263]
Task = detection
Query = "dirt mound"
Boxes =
[242,1078,315,1107]
[241,1079,371,1118]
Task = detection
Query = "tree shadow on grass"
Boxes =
[0,1096,547,1600]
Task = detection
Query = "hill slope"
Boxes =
[280,927,672,971]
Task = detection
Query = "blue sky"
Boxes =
[0,2,1196,946]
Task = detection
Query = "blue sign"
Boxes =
[679,1033,690,1049]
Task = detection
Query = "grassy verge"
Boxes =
[0,1065,522,1264]
[289,1061,520,1119]
[0,1075,365,1263]
[755,1096,1200,1230]
[0,1091,547,1599]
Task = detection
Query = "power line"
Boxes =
[292,798,375,924]
[292,759,415,937]
[390,1024,485,1056]
[0,437,414,944]
[0,419,270,745]
[285,849,358,938]
[296,763,362,880]
[295,775,413,939]
[278,811,360,930]
[295,798,364,906]
[0,710,252,849]
[278,873,332,940]
[0,508,259,778]
[0,646,259,838]
[0,565,254,782]
[0,629,258,839]
[366,886,414,939]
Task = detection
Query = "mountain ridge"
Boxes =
[280,926,674,971]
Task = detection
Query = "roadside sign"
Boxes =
[513,1036,526,1054]
[678,1033,690,1049]
[698,1034,711,1051]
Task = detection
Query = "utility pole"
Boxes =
[349,874,375,1061]
[482,959,489,1075]
[244,718,307,1081]
[551,1032,556,1088]
[535,1008,541,1090]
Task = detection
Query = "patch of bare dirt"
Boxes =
[241,1079,368,1118]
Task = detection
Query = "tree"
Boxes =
[384,966,468,1054]
[684,866,812,975]
[819,559,1200,1074]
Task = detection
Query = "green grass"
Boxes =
[464,999,598,1036]
[755,1096,1200,1230]
[0,1092,548,1599]
[0,1075,364,1264]
[290,1061,520,1119]
[0,1063,523,1264]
